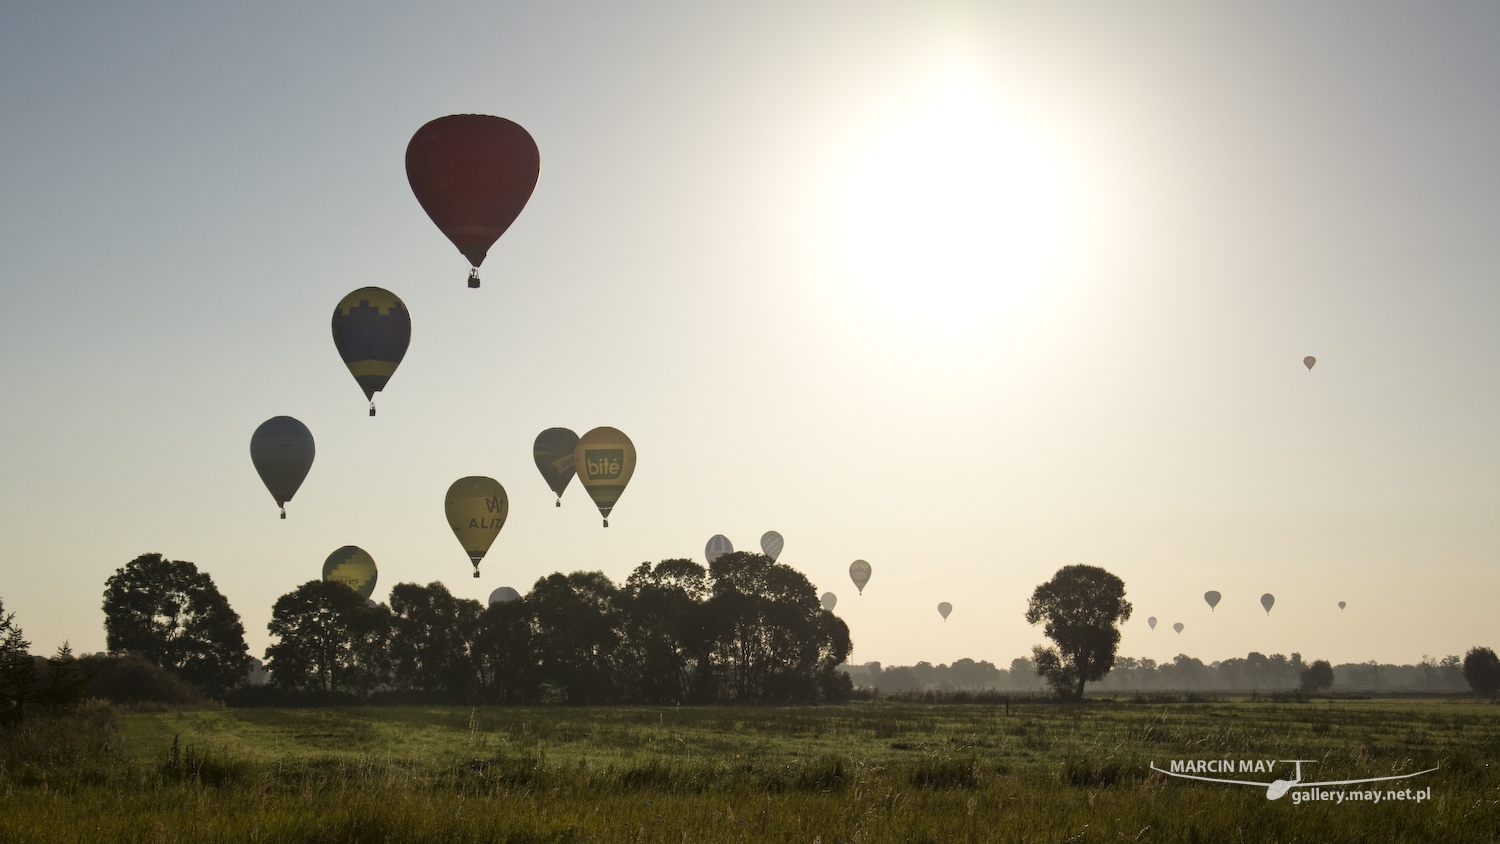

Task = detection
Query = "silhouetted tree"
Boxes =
[0,600,89,723]
[1025,564,1132,700]
[389,582,483,699]
[529,571,623,703]
[473,597,536,703]
[1300,659,1335,693]
[102,553,249,697]
[1463,647,1500,697]
[265,580,391,693]
[619,559,711,704]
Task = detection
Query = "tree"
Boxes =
[0,598,38,724]
[1024,564,1132,700]
[1462,647,1500,697]
[528,571,624,703]
[102,553,249,697]
[1300,659,1335,693]
[388,582,484,699]
[619,559,712,704]
[473,597,536,704]
[265,580,391,693]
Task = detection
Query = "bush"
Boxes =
[81,653,211,707]
[1462,647,1500,697]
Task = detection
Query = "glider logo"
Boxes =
[1151,759,1437,801]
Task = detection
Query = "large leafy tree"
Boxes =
[528,571,623,704]
[265,580,391,693]
[1025,564,1132,700]
[1463,647,1500,697]
[388,582,484,699]
[102,553,249,697]
[473,597,536,704]
[619,559,712,704]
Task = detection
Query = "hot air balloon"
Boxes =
[1147,617,1157,630]
[323,546,378,599]
[938,602,952,621]
[445,477,509,578]
[1261,593,1275,614]
[821,592,837,611]
[760,531,784,561]
[489,587,521,605]
[574,427,636,526]
[405,115,540,288]
[533,428,578,507]
[1338,601,1346,611]
[849,560,872,594]
[366,598,378,609]
[1204,591,1221,611]
[1173,622,1184,634]
[1304,356,1316,370]
[331,287,410,417]
[250,416,315,519]
[705,535,733,565]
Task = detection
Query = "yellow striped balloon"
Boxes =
[322,546,378,599]
[445,476,508,577]
[573,427,636,527]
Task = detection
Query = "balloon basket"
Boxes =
[468,269,480,289]
[602,519,609,527]
[555,500,561,508]
[369,403,376,417]
[473,571,480,578]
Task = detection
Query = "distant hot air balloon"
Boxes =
[323,546,378,599]
[1204,591,1221,611]
[937,602,952,621]
[1304,356,1316,370]
[574,427,636,526]
[405,115,540,288]
[489,586,521,606]
[1261,593,1276,614]
[1338,601,1346,611]
[849,560,872,594]
[821,592,837,611]
[1148,617,1157,630]
[331,287,410,416]
[533,428,578,507]
[1173,622,1184,634]
[250,416,315,519]
[760,531,784,561]
[366,598,378,609]
[445,477,509,578]
[705,535,733,565]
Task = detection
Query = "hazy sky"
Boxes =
[3,2,1498,668]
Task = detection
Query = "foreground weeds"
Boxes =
[1,698,1497,842]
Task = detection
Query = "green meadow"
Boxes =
[2,697,1496,843]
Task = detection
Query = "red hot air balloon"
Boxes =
[405,115,540,288]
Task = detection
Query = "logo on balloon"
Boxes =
[586,449,623,478]
[485,495,505,514]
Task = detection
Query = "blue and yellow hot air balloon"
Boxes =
[332,287,411,416]
[322,546,378,600]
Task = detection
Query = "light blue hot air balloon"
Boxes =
[821,592,837,611]
[760,531,784,561]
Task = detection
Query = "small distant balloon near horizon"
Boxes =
[250,416,315,519]
[489,586,521,606]
[445,477,509,578]
[821,592,837,611]
[366,598,378,609]
[1204,591,1221,611]
[1338,601,1346,611]
[331,287,410,417]
[849,560,872,594]
[574,427,636,527]
[1261,593,1276,614]
[937,602,952,621]
[705,535,733,565]
[760,531,784,561]
[322,546,378,600]
[1173,622,1184,634]
[533,428,579,507]
[1304,356,1316,370]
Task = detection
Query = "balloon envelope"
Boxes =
[705,535,733,565]
[445,477,509,575]
[1204,591,1221,611]
[574,427,636,526]
[1261,593,1276,614]
[1173,622,1184,634]
[331,287,410,410]
[821,592,837,611]
[489,587,521,605]
[250,416,315,518]
[405,115,540,270]
[323,546,378,599]
[937,602,952,620]
[1304,356,1316,370]
[533,428,578,505]
[849,560,872,594]
[1147,617,1157,630]
[760,531,784,561]
[1338,601,1346,610]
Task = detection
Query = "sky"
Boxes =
[2,2,1498,669]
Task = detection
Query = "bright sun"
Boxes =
[833,72,1073,329]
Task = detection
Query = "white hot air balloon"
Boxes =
[937,602,952,621]
[1173,622,1184,634]
[1147,617,1157,630]
[1261,593,1276,615]
[489,587,521,605]
[705,534,733,565]
[821,592,837,611]
[760,531,784,561]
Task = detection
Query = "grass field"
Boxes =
[2,696,1497,843]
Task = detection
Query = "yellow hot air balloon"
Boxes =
[849,560,872,594]
[573,427,636,527]
[322,546,378,599]
[445,476,508,577]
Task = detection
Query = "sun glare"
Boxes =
[833,72,1074,330]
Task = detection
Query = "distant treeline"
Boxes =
[844,652,1472,694]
